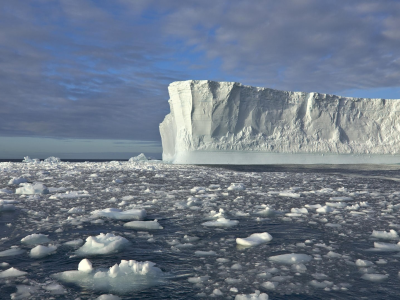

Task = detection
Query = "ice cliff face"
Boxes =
[159,80,400,164]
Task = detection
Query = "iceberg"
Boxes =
[160,80,400,164]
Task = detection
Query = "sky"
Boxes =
[1,0,400,159]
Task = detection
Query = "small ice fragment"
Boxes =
[376,259,387,264]
[292,263,307,272]
[188,276,210,283]
[316,206,335,214]
[30,244,57,258]
[201,217,239,228]
[124,220,163,230]
[371,229,399,240]
[261,281,279,290]
[227,183,245,191]
[129,153,148,162]
[373,242,400,251]
[195,250,217,256]
[235,290,269,300]
[279,192,301,198]
[54,259,166,294]
[269,253,312,264]
[361,274,389,282]
[68,207,85,214]
[16,183,49,195]
[91,208,147,220]
[291,207,308,214]
[8,177,28,185]
[329,196,353,201]
[212,289,223,296]
[0,247,25,257]
[64,239,84,247]
[310,280,334,288]
[96,295,122,300]
[21,233,51,245]
[78,259,93,272]
[236,232,272,247]
[355,259,374,267]
[43,283,66,294]
[231,263,242,270]
[76,233,130,256]
[0,267,27,278]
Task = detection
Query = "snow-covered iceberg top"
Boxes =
[160,80,400,164]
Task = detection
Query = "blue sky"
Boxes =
[1,0,399,159]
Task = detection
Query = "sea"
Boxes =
[1,159,400,299]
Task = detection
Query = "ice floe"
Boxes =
[75,233,130,256]
[236,232,272,247]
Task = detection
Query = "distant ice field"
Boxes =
[2,158,400,299]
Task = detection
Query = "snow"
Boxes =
[75,233,130,256]
[236,232,273,247]
[0,267,27,278]
[54,259,166,294]
[30,244,57,258]
[160,80,400,164]
[21,233,51,245]
[91,208,147,220]
[124,220,163,230]
[15,183,49,194]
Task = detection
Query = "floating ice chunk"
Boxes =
[212,289,223,296]
[235,290,269,300]
[68,207,85,214]
[325,251,342,258]
[346,204,360,210]
[190,186,206,193]
[305,204,322,209]
[371,229,399,240]
[96,295,121,300]
[376,259,387,264]
[279,192,301,198]
[53,259,166,294]
[355,259,374,267]
[91,208,147,220]
[292,263,307,272]
[195,250,217,256]
[124,220,163,230]
[207,208,226,219]
[269,253,312,264]
[30,244,57,258]
[361,274,389,282]
[261,281,279,290]
[373,242,400,251]
[114,179,124,184]
[76,233,130,256]
[201,217,239,228]
[78,258,93,272]
[310,280,333,288]
[129,153,148,162]
[0,267,27,278]
[10,284,39,299]
[0,247,25,257]
[8,177,28,185]
[236,232,272,247]
[225,278,241,284]
[22,156,40,163]
[16,183,49,195]
[290,208,308,214]
[64,239,84,247]
[231,263,243,270]
[316,206,335,214]
[325,202,347,208]
[329,196,353,201]
[188,275,210,283]
[44,156,61,163]
[255,207,277,216]
[227,183,245,191]
[21,233,51,245]
[43,282,66,294]
[50,190,90,199]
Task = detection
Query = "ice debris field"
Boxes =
[2,156,400,299]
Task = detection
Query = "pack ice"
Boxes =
[160,80,400,164]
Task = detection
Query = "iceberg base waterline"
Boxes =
[168,151,400,165]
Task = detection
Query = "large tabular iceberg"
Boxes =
[160,80,400,164]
